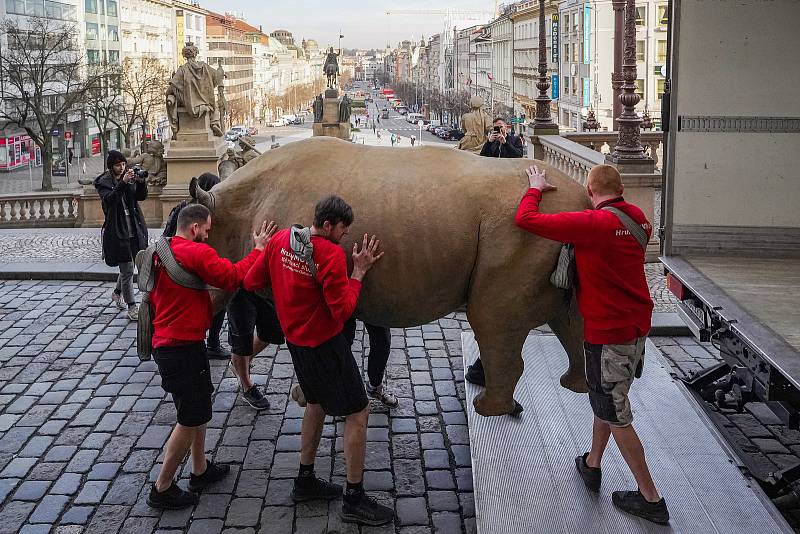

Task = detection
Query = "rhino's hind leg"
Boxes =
[468,319,528,417]
[547,295,588,393]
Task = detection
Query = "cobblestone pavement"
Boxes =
[0,279,796,532]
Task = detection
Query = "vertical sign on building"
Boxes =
[176,10,186,65]
[552,75,559,99]
[583,4,591,64]
[551,14,559,63]
[583,78,590,107]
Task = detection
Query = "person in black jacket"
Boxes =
[479,117,524,158]
[94,150,148,321]
[163,172,230,360]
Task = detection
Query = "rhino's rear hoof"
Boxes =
[560,371,589,393]
[473,392,517,417]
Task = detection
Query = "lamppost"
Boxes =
[606,0,652,170]
[532,0,558,155]
[611,0,625,130]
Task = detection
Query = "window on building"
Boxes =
[573,13,579,32]
[109,50,119,63]
[186,13,193,30]
[635,6,646,26]
[636,40,645,61]
[563,76,569,94]
[86,22,98,40]
[563,13,569,30]
[635,79,645,99]
[87,49,101,64]
[657,39,667,63]
[658,5,668,26]
[84,0,96,13]
[108,25,118,41]
[572,43,578,62]
[564,43,569,60]
[107,0,116,16]
[657,78,665,100]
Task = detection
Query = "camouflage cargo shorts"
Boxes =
[585,337,646,427]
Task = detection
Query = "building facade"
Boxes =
[488,12,513,117]
[206,12,253,127]
[174,0,208,64]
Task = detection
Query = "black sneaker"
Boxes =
[291,477,343,502]
[612,490,670,524]
[575,453,601,492]
[146,482,198,510]
[188,460,231,492]
[207,345,231,360]
[465,358,486,387]
[242,385,270,410]
[341,493,394,526]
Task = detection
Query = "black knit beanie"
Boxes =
[106,150,126,169]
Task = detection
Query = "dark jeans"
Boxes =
[207,310,226,348]
[343,319,391,388]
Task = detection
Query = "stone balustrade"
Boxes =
[0,191,83,228]
[538,135,606,185]
[563,131,664,170]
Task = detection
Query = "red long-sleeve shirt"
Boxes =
[515,188,654,344]
[151,236,261,347]
[243,228,361,347]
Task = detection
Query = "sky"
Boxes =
[200,0,495,50]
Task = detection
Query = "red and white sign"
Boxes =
[64,131,73,140]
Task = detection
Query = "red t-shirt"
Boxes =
[151,236,261,347]
[243,228,361,347]
[514,188,654,344]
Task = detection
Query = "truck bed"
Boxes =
[685,256,800,353]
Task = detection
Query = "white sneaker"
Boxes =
[127,305,139,321]
[111,291,126,310]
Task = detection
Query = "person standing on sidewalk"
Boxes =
[514,164,669,524]
[94,150,148,321]
[243,196,394,526]
[162,172,230,360]
[147,204,275,509]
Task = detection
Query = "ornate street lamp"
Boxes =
[607,0,652,169]
[611,0,625,130]
[532,0,558,135]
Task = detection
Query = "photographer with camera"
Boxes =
[479,117,524,158]
[94,150,149,321]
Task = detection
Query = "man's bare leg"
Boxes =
[300,403,326,464]
[232,336,267,391]
[610,424,660,502]
[586,416,612,468]
[343,406,369,483]
[155,424,195,491]
[190,424,208,475]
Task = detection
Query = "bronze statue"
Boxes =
[323,46,340,88]
[218,135,260,179]
[458,95,493,153]
[127,140,167,187]
[313,94,324,123]
[338,94,352,124]
[165,42,225,138]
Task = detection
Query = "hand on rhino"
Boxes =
[351,234,384,282]
[526,165,558,193]
[253,220,278,250]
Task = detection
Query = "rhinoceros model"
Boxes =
[191,136,590,417]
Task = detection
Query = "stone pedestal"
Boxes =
[312,90,351,140]
[164,111,226,197]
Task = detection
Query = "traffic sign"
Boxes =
[51,128,60,137]
[511,117,524,124]
[64,131,72,140]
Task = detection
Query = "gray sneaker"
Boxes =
[126,304,139,321]
[242,385,270,410]
[366,382,398,408]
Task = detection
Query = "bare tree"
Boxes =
[84,63,124,170]
[0,16,103,190]
[117,56,169,149]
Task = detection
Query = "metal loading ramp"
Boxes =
[462,332,791,534]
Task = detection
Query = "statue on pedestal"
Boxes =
[127,140,167,187]
[218,135,260,179]
[323,46,340,88]
[457,95,493,153]
[165,42,225,139]
[338,94,352,124]
[313,94,324,123]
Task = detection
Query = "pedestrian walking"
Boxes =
[242,197,394,526]
[390,134,396,147]
[411,135,416,147]
[94,150,148,321]
[67,147,74,165]
[145,206,275,509]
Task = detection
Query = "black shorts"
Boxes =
[153,342,213,427]
[287,333,368,417]
[227,289,285,355]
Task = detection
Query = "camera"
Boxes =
[493,126,502,133]
[130,165,149,180]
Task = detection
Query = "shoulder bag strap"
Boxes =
[155,237,209,290]
[602,206,649,252]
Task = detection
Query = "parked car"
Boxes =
[230,125,249,136]
[224,130,241,141]
[247,126,258,136]
[449,128,465,141]
[269,118,287,127]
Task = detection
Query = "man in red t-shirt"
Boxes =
[243,196,393,526]
[146,204,274,510]
[469,164,669,523]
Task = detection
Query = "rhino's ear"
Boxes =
[189,176,216,212]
